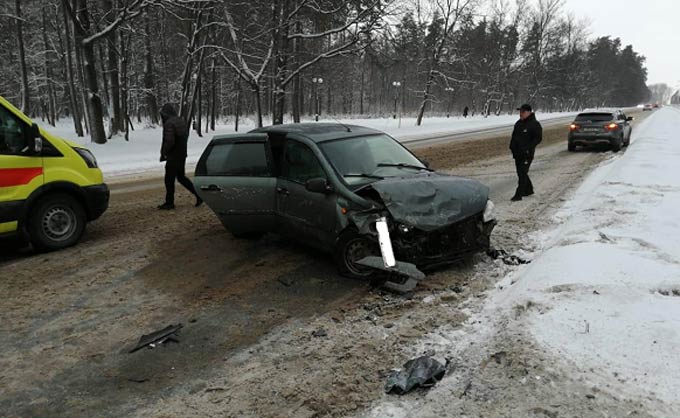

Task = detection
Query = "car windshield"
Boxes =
[319,134,426,185]
[575,113,614,122]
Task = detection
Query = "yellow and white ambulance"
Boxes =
[0,96,108,251]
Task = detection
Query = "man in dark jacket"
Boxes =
[509,104,542,201]
[158,103,202,210]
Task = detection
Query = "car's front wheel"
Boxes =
[334,229,378,279]
[28,194,86,252]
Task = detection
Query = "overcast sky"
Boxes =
[563,0,680,87]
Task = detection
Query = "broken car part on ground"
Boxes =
[129,324,183,353]
[385,355,448,395]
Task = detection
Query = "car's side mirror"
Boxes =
[30,123,42,153]
[627,116,634,121]
[305,177,333,194]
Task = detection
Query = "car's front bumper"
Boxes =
[391,213,496,270]
[83,183,110,221]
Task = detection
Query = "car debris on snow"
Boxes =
[487,248,530,265]
[384,355,448,395]
[129,324,183,353]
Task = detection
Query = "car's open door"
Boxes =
[194,133,276,236]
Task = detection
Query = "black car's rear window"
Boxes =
[575,113,614,122]
[204,142,271,176]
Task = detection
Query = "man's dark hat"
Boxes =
[517,104,532,112]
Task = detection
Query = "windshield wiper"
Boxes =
[376,162,433,171]
[344,173,384,180]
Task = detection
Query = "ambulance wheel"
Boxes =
[29,194,86,252]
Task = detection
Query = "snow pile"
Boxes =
[498,106,680,407]
[45,111,578,180]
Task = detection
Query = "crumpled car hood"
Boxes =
[357,173,489,231]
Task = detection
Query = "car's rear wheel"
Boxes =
[567,142,576,152]
[611,137,622,152]
[28,194,86,252]
[334,229,378,279]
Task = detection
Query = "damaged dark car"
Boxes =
[194,123,496,282]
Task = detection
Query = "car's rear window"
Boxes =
[575,113,614,122]
[205,142,271,176]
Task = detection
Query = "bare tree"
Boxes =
[15,0,31,115]
[416,0,475,126]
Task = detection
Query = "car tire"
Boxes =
[28,194,86,252]
[567,142,576,152]
[334,229,378,280]
[611,137,622,152]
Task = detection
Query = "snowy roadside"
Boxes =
[361,107,680,416]
[46,112,579,181]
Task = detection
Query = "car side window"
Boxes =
[204,142,271,176]
[282,141,326,183]
[0,106,27,156]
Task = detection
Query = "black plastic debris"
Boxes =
[129,324,183,353]
[384,355,447,395]
[487,248,530,266]
[357,256,425,293]
[312,328,328,338]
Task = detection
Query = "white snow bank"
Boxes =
[497,106,680,408]
[45,111,578,180]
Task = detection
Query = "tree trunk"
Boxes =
[292,20,302,123]
[108,33,122,135]
[16,0,30,115]
[253,83,263,128]
[210,59,217,131]
[120,34,130,141]
[416,69,435,126]
[62,2,84,136]
[359,58,365,115]
[41,8,57,126]
[234,76,241,132]
[143,16,159,125]
[196,68,203,137]
[103,0,122,135]
[272,0,291,125]
[74,0,106,143]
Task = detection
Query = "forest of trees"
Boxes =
[0,0,651,144]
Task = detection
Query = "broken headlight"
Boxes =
[483,200,496,223]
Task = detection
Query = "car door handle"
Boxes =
[276,187,290,196]
[200,184,222,192]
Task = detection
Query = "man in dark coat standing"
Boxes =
[158,103,202,210]
[509,104,542,201]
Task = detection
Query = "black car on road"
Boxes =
[194,123,497,281]
[568,110,633,152]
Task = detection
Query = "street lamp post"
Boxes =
[392,81,402,127]
[312,77,323,121]
[445,87,455,117]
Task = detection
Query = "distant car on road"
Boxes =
[568,110,633,152]
[643,104,653,111]
[194,123,496,279]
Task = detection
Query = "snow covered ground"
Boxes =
[360,107,680,416]
[44,111,578,180]
[495,106,680,410]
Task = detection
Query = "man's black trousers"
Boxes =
[514,154,534,197]
[164,158,198,205]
